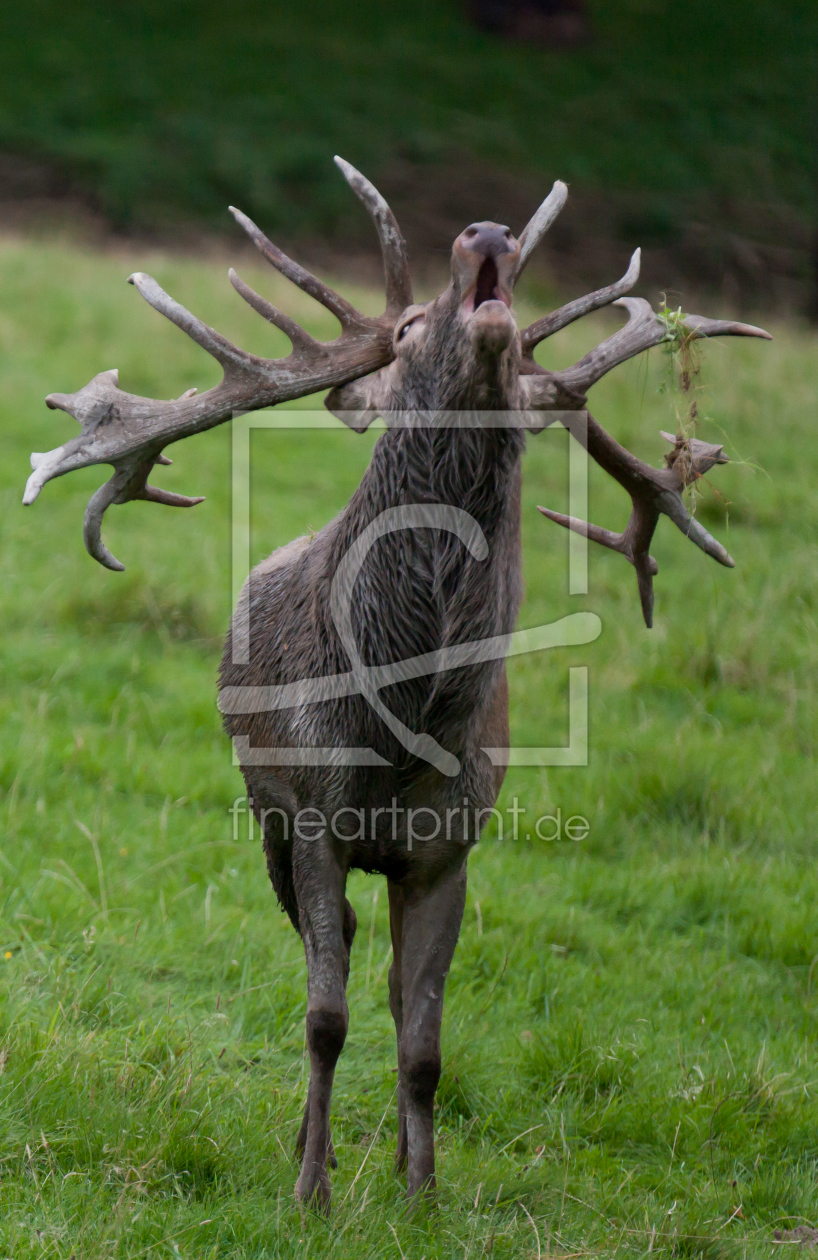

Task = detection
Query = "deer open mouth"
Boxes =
[464,257,512,316]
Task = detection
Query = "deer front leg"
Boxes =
[292,839,352,1212]
[398,860,467,1199]
[295,895,357,1173]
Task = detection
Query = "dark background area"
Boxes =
[0,0,814,309]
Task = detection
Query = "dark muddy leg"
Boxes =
[398,860,467,1199]
[294,896,356,1173]
[387,879,407,1172]
[292,841,356,1211]
[295,1083,338,1169]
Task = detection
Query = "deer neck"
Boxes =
[331,423,525,673]
[352,423,524,534]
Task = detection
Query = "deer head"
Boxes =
[326,217,528,420]
[25,157,770,622]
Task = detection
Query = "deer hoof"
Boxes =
[295,1164,332,1214]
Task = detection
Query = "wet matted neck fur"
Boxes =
[27,157,771,1208]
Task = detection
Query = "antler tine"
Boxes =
[521,249,641,354]
[514,180,569,281]
[536,506,634,554]
[228,267,323,355]
[333,156,413,315]
[231,158,412,326]
[538,502,661,626]
[229,205,363,329]
[83,460,206,572]
[84,474,128,571]
[127,272,250,370]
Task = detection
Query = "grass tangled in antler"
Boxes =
[657,301,730,517]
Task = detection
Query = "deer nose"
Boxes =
[460,222,518,258]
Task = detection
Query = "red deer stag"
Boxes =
[25,158,770,1208]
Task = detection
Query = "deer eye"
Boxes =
[396,313,425,342]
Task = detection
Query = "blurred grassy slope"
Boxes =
[1,238,818,1254]
[0,0,813,246]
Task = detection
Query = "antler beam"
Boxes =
[24,160,411,571]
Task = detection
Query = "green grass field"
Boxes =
[1,235,817,1257]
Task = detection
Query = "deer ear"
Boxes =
[325,367,392,432]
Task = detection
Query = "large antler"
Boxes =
[24,157,412,571]
[519,280,771,625]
